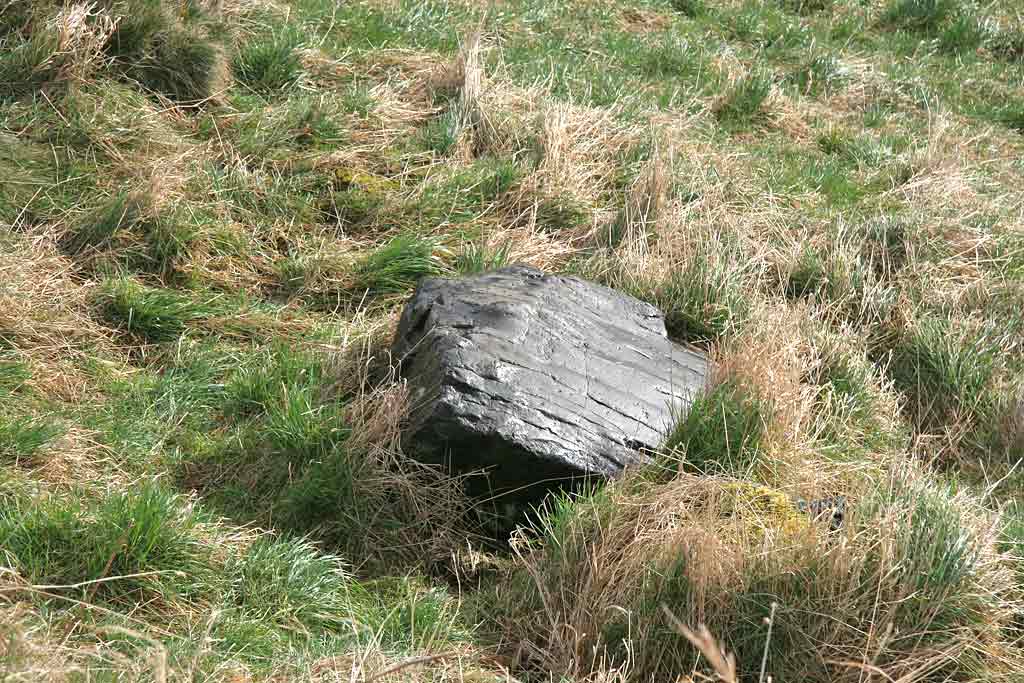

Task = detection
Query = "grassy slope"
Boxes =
[2,0,1024,680]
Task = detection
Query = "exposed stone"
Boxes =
[391,265,709,502]
[794,495,847,530]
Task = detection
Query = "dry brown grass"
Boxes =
[495,465,1021,683]
[0,236,116,400]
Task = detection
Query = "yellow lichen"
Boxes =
[718,481,811,538]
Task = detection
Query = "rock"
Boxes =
[391,265,709,502]
[794,496,847,530]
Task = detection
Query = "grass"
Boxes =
[0,483,211,604]
[491,467,1011,682]
[224,535,360,633]
[4,0,1024,679]
[0,415,62,463]
[714,70,773,126]
[454,240,513,275]
[232,29,304,96]
[874,315,1006,457]
[351,234,449,295]
[95,277,214,342]
[664,378,770,477]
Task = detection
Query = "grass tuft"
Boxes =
[60,190,151,257]
[123,27,219,103]
[664,378,769,477]
[874,315,1004,456]
[351,234,449,295]
[225,535,361,633]
[232,29,303,95]
[492,466,1014,683]
[0,415,62,463]
[95,277,212,343]
[881,0,957,33]
[0,483,211,604]
[454,240,513,276]
[714,70,773,127]
[786,54,847,96]
[669,0,707,18]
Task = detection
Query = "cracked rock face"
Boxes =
[392,265,710,501]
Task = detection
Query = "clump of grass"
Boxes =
[881,0,957,33]
[0,357,31,396]
[224,344,326,418]
[232,29,303,95]
[714,70,773,127]
[778,0,832,15]
[97,0,219,103]
[669,0,707,18]
[366,576,470,651]
[418,108,463,156]
[663,378,770,477]
[0,415,62,463]
[644,241,753,343]
[0,31,63,102]
[0,2,115,101]
[602,143,668,256]
[417,158,521,221]
[351,234,449,295]
[491,467,1018,682]
[938,13,989,55]
[806,332,903,459]
[786,54,847,96]
[879,0,987,54]
[989,25,1024,62]
[143,212,197,275]
[60,190,151,257]
[95,277,212,342]
[183,346,474,572]
[122,27,219,103]
[225,535,361,633]
[533,195,587,233]
[874,315,1003,453]
[990,101,1024,134]
[227,96,346,160]
[0,483,211,604]
[454,240,512,275]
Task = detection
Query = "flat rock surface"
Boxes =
[392,265,709,499]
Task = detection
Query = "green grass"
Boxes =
[492,468,1009,682]
[663,378,770,477]
[95,277,215,342]
[714,69,773,127]
[232,29,304,96]
[876,315,1002,442]
[645,243,753,343]
[60,190,151,257]
[121,26,219,103]
[881,0,958,34]
[0,415,62,463]
[669,0,707,18]
[0,357,30,396]
[454,240,513,275]
[0,483,212,604]
[351,234,449,295]
[224,535,361,633]
[786,54,847,96]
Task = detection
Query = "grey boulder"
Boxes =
[392,265,709,500]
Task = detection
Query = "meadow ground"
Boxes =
[2,0,1024,680]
